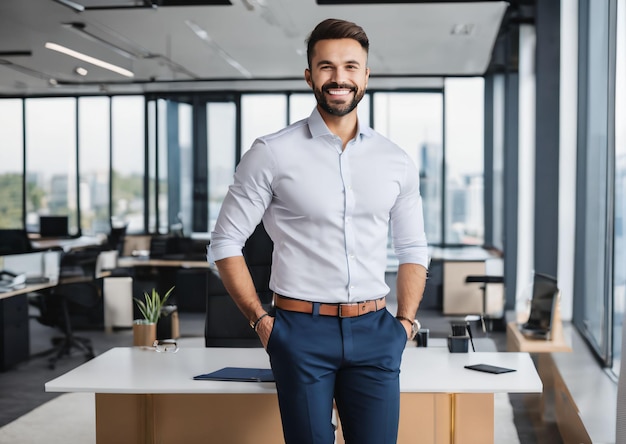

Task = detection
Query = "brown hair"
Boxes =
[306,18,369,68]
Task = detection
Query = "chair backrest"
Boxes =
[204,271,262,347]
[242,222,274,304]
[204,222,273,347]
[108,225,127,254]
[0,229,33,255]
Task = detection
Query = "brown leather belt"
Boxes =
[273,294,386,318]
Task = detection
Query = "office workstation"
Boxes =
[0,1,624,443]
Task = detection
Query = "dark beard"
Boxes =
[313,82,365,117]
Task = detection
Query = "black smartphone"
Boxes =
[464,363,516,374]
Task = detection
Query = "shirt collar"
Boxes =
[307,107,375,140]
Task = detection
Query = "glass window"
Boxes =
[374,92,443,245]
[581,2,610,355]
[78,97,110,235]
[241,95,287,156]
[612,0,625,378]
[445,78,485,245]
[492,75,506,251]
[25,98,77,235]
[208,102,236,233]
[176,102,193,235]
[289,93,316,124]
[112,96,145,233]
[0,99,24,229]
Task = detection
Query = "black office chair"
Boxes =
[32,247,104,369]
[0,229,34,255]
[107,224,127,255]
[204,222,273,347]
[242,222,274,304]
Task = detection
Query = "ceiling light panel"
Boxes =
[45,42,134,77]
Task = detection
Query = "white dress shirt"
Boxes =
[209,107,428,303]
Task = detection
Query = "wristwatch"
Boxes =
[397,316,421,340]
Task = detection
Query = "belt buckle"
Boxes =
[338,304,346,318]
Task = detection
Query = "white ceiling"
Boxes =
[0,0,508,96]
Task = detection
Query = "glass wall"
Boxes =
[289,93,317,124]
[78,97,110,235]
[373,92,444,245]
[207,102,237,233]
[25,98,77,235]
[491,75,506,251]
[444,78,485,246]
[150,99,193,234]
[579,1,611,359]
[111,96,145,234]
[612,0,625,377]
[241,95,287,156]
[176,102,193,235]
[0,99,24,229]
[0,87,477,255]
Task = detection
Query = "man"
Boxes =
[209,18,428,444]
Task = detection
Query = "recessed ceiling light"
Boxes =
[74,66,88,76]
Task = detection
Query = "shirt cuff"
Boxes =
[207,244,244,264]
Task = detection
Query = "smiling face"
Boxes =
[305,38,370,118]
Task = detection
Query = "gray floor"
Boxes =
[1,298,615,443]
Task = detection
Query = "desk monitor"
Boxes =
[519,273,559,340]
[39,215,69,238]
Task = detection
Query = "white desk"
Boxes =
[46,347,541,444]
[46,347,542,444]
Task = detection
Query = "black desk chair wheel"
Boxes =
[464,275,504,333]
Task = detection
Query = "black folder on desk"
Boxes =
[193,367,275,382]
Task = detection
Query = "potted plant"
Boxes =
[133,287,174,347]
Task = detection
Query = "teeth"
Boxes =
[327,90,351,95]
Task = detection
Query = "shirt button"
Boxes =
[349,254,355,260]
[350,285,355,289]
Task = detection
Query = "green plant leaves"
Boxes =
[133,286,174,323]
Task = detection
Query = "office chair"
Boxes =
[107,224,127,255]
[204,274,263,347]
[204,222,273,347]
[242,221,274,304]
[32,247,104,369]
[0,229,34,255]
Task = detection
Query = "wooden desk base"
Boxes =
[96,392,494,444]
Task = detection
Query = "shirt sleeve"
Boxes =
[390,153,430,269]
[208,139,275,263]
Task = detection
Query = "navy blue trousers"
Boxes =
[266,306,407,444]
